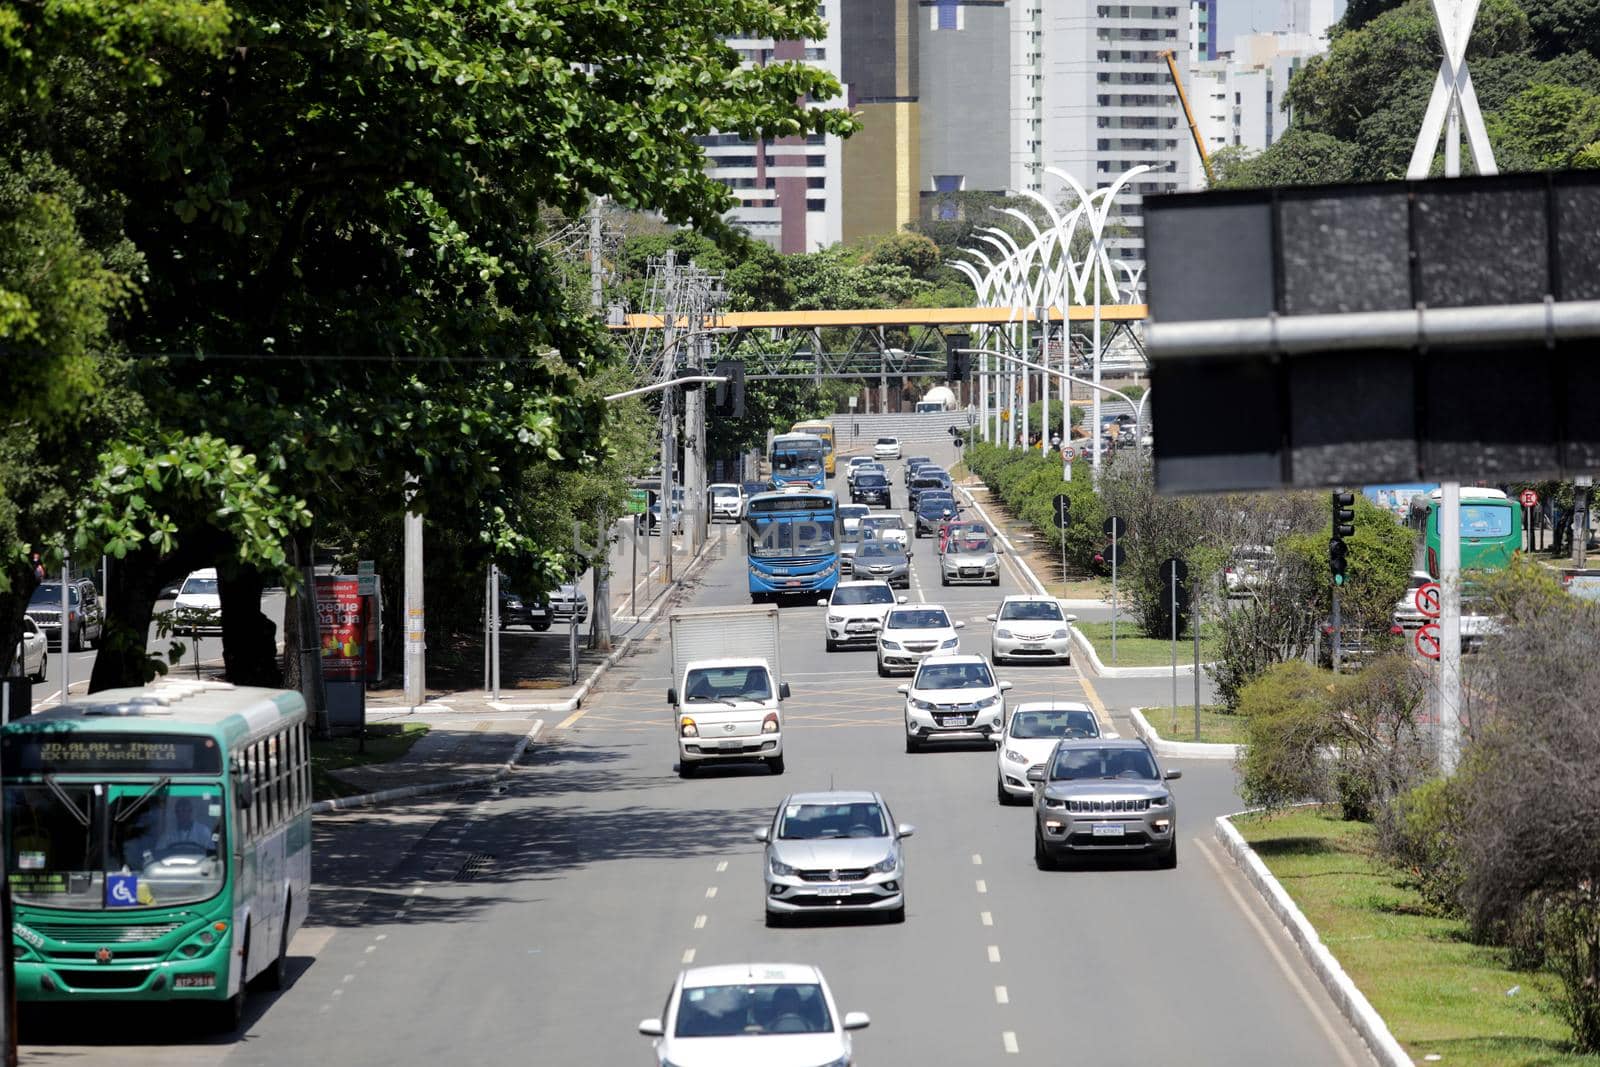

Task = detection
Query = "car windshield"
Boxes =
[778,802,887,840]
[1011,709,1099,739]
[1050,747,1160,781]
[773,450,823,476]
[858,543,903,560]
[1000,601,1064,621]
[876,438,896,446]
[28,584,77,606]
[711,487,739,499]
[917,499,956,516]
[4,781,226,910]
[674,982,834,1038]
[857,474,888,487]
[834,586,894,607]
[914,661,994,690]
[682,666,772,703]
[840,506,869,520]
[863,517,904,532]
[180,577,219,595]
[887,609,949,630]
[950,537,993,553]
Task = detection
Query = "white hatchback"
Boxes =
[173,568,223,635]
[988,595,1077,665]
[876,604,963,676]
[897,654,1012,752]
[8,615,47,683]
[819,581,905,651]
[996,701,1113,803]
[639,963,869,1067]
[873,436,901,460]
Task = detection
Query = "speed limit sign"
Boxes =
[1063,446,1077,462]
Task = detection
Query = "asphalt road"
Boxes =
[21,443,1371,1066]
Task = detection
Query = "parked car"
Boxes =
[940,533,1002,587]
[650,488,686,535]
[851,472,892,508]
[1224,544,1275,597]
[709,483,745,522]
[876,604,963,676]
[819,580,905,651]
[171,569,223,636]
[851,541,911,589]
[755,791,912,925]
[638,963,871,1064]
[499,589,552,631]
[26,577,104,651]
[7,616,48,682]
[988,595,1077,665]
[1029,738,1181,869]
[549,583,589,624]
[898,653,1012,752]
[873,436,902,460]
[996,702,1108,804]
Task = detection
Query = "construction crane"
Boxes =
[1159,49,1214,185]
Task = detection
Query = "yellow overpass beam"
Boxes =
[610,306,1148,331]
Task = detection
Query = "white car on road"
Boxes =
[639,962,870,1067]
[988,595,1077,665]
[838,503,870,536]
[820,580,905,651]
[709,483,745,522]
[174,568,223,635]
[876,604,963,676]
[873,436,901,460]
[898,653,1011,752]
[996,701,1109,804]
[860,513,908,550]
[8,615,47,682]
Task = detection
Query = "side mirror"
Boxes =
[779,682,791,700]
[896,684,909,694]
[896,823,915,839]
[1025,767,1046,784]
[954,621,966,630]
[1165,769,1183,781]
[638,1018,664,1037]
[843,1012,871,1031]
[1066,614,1079,623]
[985,614,997,622]
[666,688,677,706]
[753,827,770,843]
[897,596,908,604]
[816,599,829,607]
[999,681,1013,692]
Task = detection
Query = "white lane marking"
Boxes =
[995,985,1009,1004]
[364,945,377,954]
[374,934,387,942]
[342,974,355,984]
[976,879,988,894]
[693,915,708,930]
[1196,836,1364,1067]
[715,861,729,873]
[1003,1031,1019,1054]
[972,854,983,865]
[987,945,1001,963]
[980,911,994,926]
[705,887,718,899]
[682,948,696,965]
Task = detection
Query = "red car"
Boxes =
[940,520,989,554]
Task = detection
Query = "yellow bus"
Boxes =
[790,420,837,475]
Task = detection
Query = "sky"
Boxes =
[1215,0,1350,52]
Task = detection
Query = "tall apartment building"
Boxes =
[919,0,1013,219]
[701,0,845,252]
[841,0,921,243]
[1189,0,1217,63]
[1186,29,1332,184]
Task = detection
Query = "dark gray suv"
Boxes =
[1028,739,1181,870]
[25,578,104,651]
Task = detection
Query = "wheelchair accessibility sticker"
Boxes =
[106,874,140,908]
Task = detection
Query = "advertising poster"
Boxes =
[315,576,365,681]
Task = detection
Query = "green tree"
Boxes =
[1489,82,1600,169]
[1211,130,1364,189]
[864,231,942,279]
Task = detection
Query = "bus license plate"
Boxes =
[175,974,216,989]
[1091,823,1124,838]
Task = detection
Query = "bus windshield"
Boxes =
[747,518,838,559]
[5,781,225,910]
[1459,505,1512,538]
[773,448,824,476]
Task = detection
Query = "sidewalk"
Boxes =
[319,715,543,811]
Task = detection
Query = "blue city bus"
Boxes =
[768,433,827,490]
[744,489,841,600]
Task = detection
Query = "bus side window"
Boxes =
[287,725,299,810]
[300,723,312,809]
[245,743,258,841]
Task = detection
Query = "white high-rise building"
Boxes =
[1185,29,1331,186]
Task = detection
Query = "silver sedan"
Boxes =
[755,790,913,925]
[940,537,1001,587]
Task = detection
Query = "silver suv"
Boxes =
[1028,739,1181,869]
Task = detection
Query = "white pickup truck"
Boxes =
[667,605,789,778]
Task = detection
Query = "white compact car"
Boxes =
[173,568,223,635]
[988,595,1077,665]
[873,436,901,460]
[837,503,870,536]
[709,483,745,522]
[843,455,877,485]
[860,513,908,550]
[876,604,963,676]
[898,654,1012,752]
[996,701,1112,804]
[8,615,47,682]
[820,581,905,651]
[639,963,870,1067]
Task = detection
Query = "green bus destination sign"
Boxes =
[1,733,223,776]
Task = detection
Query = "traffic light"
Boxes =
[713,361,745,418]
[945,332,970,383]
[1330,490,1355,585]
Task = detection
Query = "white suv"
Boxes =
[988,595,1077,665]
[873,436,902,460]
[898,654,1012,753]
[877,604,963,676]
[820,581,905,651]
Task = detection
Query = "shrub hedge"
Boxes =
[964,441,1104,575]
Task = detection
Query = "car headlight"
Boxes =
[984,555,997,567]
[870,854,897,874]
[828,615,846,624]
[975,693,1000,709]
[770,856,796,876]
[995,628,1013,639]
[940,637,959,649]
[1004,748,1027,764]
[910,698,938,712]
[880,639,902,651]
[1151,794,1170,807]
[680,718,698,738]
[1044,797,1067,809]
[1052,629,1070,639]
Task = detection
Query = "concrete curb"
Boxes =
[1214,811,1413,1067]
[310,719,545,815]
[1128,706,1242,760]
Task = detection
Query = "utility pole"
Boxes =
[1574,476,1592,569]
[684,333,709,556]
[587,194,614,651]
[403,478,425,708]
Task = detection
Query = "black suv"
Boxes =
[26,578,104,651]
[908,471,952,509]
[852,472,892,507]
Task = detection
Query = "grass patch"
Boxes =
[311,722,430,801]
[1076,620,1219,667]
[1138,703,1247,745]
[1234,807,1582,1066]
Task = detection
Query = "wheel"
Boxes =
[991,577,1000,586]
[997,777,1012,805]
[1157,841,1178,869]
[210,929,248,1032]
[69,624,83,652]
[1034,827,1057,871]
[993,652,1005,666]
[1062,654,1072,666]
[32,652,46,684]
[678,761,698,779]
[940,574,949,586]
[765,908,786,928]
[885,902,906,924]
[767,754,785,775]
[251,904,291,992]
[825,638,837,653]
[877,658,889,678]
[904,724,920,754]
[533,619,551,632]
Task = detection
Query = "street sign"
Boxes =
[952,437,965,449]
[1415,622,1442,660]
[1520,488,1539,508]
[1100,543,1126,567]
[1414,581,1442,619]
[1160,558,1189,586]
[357,574,378,597]
[1103,516,1127,537]
[1051,494,1072,529]
[1064,446,1077,463]
[625,489,649,515]
[949,425,963,438]
[358,559,375,576]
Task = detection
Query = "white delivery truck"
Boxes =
[667,605,789,778]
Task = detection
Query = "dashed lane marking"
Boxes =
[682,948,696,965]
[1003,1032,1019,1054]
[988,945,1001,963]
[705,887,718,899]
[972,854,984,865]
[693,915,708,930]
[995,986,1009,1005]
[980,911,994,926]
[976,879,987,893]
[715,861,729,873]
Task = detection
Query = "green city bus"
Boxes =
[2,679,312,1030]
[1408,486,1522,578]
